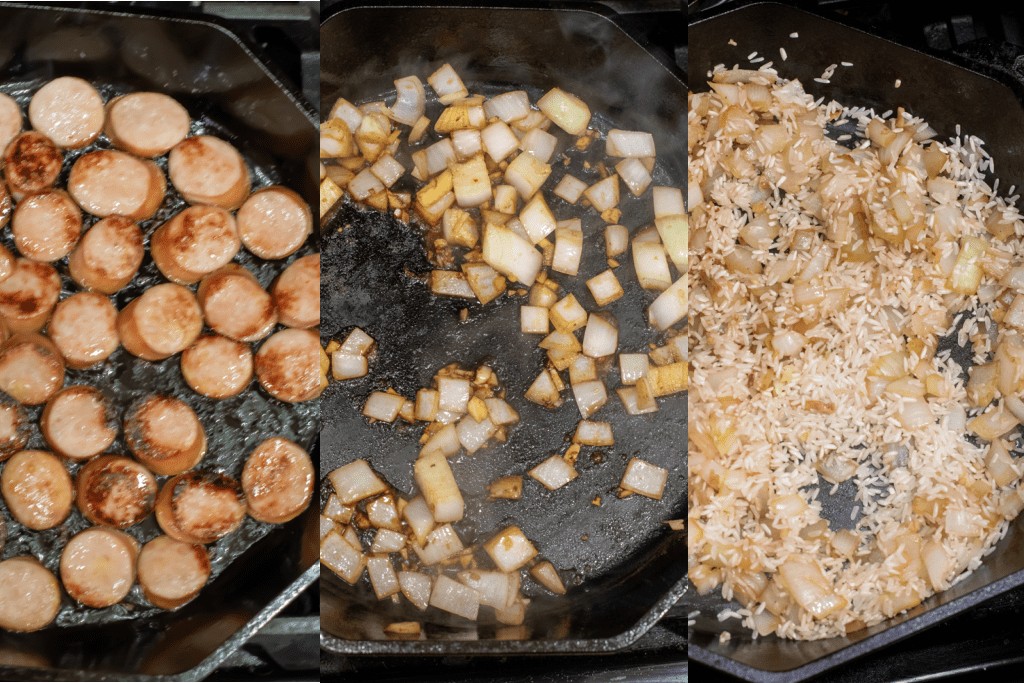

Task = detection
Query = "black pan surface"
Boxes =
[320,4,686,654]
[687,3,1024,681]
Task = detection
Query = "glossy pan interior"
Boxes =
[320,4,686,654]
[686,3,1024,681]
[0,3,319,680]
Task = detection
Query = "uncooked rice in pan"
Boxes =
[687,64,1024,640]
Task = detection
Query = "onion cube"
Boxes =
[529,560,567,595]
[451,154,492,208]
[319,514,335,540]
[437,377,471,414]
[605,224,630,257]
[572,379,608,419]
[329,459,388,504]
[504,152,551,200]
[483,526,538,573]
[493,184,519,214]
[621,457,669,500]
[415,524,465,566]
[619,353,650,385]
[371,528,406,553]
[399,571,432,611]
[421,422,460,459]
[528,455,578,490]
[456,415,497,454]
[520,305,549,335]
[649,277,687,331]
[549,294,588,332]
[484,398,520,426]
[553,174,588,204]
[519,193,557,244]
[582,314,619,358]
[607,129,656,158]
[495,599,529,626]
[652,186,684,218]
[552,226,583,276]
[458,570,518,609]
[414,451,465,522]
[615,157,653,197]
[322,495,353,523]
[519,128,557,164]
[363,391,406,422]
[483,224,543,286]
[633,241,673,291]
[321,530,366,584]
[370,153,405,188]
[574,420,614,446]
[483,90,531,123]
[367,555,400,599]
[583,174,620,212]
[568,355,597,385]
[616,386,660,415]
[586,269,624,307]
[401,496,435,544]
[348,168,385,201]
[537,87,591,135]
[481,120,520,163]
[332,352,368,380]
[415,389,440,421]
[429,575,480,621]
[428,63,468,104]
[525,368,564,409]
[443,207,479,248]
[340,327,375,356]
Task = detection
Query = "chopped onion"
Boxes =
[619,353,650,385]
[452,129,482,160]
[552,226,583,275]
[505,151,552,199]
[967,406,1018,440]
[777,556,847,619]
[986,439,1019,487]
[582,313,618,358]
[519,128,557,164]
[584,175,620,212]
[348,168,385,201]
[483,526,538,572]
[620,457,668,499]
[456,415,497,454]
[419,421,460,458]
[320,515,335,540]
[520,305,549,334]
[415,389,440,422]
[329,459,388,504]
[493,184,519,214]
[437,377,471,414]
[429,575,480,621]
[633,241,673,291]
[389,76,425,126]
[430,270,476,299]
[525,368,564,409]
[571,379,608,419]
[944,508,985,537]
[574,420,614,446]
[371,528,407,553]
[462,262,506,305]
[321,530,365,584]
[483,90,531,123]
[414,524,465,566]
[528,454,578,490]
[366,495,400,530]
[649,277,687,331]
[771,330,806,357]
[586,269,624,307]
[322,495,353,523]
[553,174,588,204]
[617,386,659,416]
[897,398,933,430]
[450,154,492,208]
[481,120,521,163]
[367,556,400,599]
[424,138,457,176]
[458,570,519,609]
[605,225,629,257]
[616,158,653,197]
[332,353,367,380]
[363,392,406,423]
[656,214,687,273]
[519,193,557,244]
[922,540,951,591]
[443,207,479,248]
[537,87,591,135]
[529,560,567,595]
[607,129,656,158]
[483,225,543,286]
[549,294,588,332]
[653,186,684,218]
[398,571,432,611]
[414,452,465,523]
[495,599,529,626]
[401,496,435,544]
[484,398,520,426]
[428,63,469,104]
[569,354,597,384]
[370,154,405,188]
[487,475,523,500]
[330,96,364,135]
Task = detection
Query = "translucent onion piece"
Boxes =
[321,530,365,584]
[483,225,543,286]
[427,63,469,104]
[553,174,588,204]
[586,269,624,307]
[401,496,435,544]
[505,151,552,199]
[348,168,385,201]
[413,452,465,523]
[552,226,583,276]
[484,398,520,426]
[528,454,578,490]
[537,87,591,135]
[483,91,531,123]
[331,353,367,380]
[456,415,497,454]
[652,186,684,218]
[619,353,650,385]
[574,420,614,446]
[633,241,673,291]
[371,528,406,553]
[572,379,608,419]
[415,523,465,564]
[483,526,538,573]
[429,575,480,621]
[437,377,471,414]
[519,128,558,164]
[389,76,425,126]
[329,459,388,505]
[520,305,550,334]
[583,174,620,212]
[605,224,630,257]
[367,556,400,599]
[582,313,619,358]
[330,96,364,135]
[481,120,521,163]
[370,154,405,188]
[398,571,432,611]
[620,457,668,499]
[520,193,557,244]
[529,560,567,595]
[616,158,653,197]
[607,129,656,158]
[649,277,687,331]
[549,294,588,332]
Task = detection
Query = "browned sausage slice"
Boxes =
[1,450,73,530]
[0,94,22,154]
[117,283,203,361]
[0,401,28,462]
[255,328,324,403]
[3,131,62,198]
[0,557,60,632]
[104,92,190,157]
[198,265,276,342]
[77,455,157,528]
[137,535,210,610]
[168,135,250,210]
[11,190,82,262]
[60,527,137,608]
[48,292,119,369]
[272,254,319,329]
[150,206,241,285]
[125,395,206,476]
[68,215,144,294]
[180,334,253,399]
[68,150,165,220]
[0,259,60,333]
[242,437,314,524]
[41,386,116,460]
[155,470,246,544]
[237,186,313,260]
[28,76,104,149]
[0,334,64,405]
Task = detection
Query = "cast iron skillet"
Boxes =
[320,4,686,655]
[0,3,319,680]
[687,3,1024,682]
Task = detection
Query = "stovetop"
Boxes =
[685,2,1024,682]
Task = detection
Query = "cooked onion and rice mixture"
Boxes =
[687,65,1024,640]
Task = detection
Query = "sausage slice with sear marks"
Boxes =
[242,437,314,524]
[125,395,206,476]
[137,535,210,610]
[77,455,157,528]
[155,470,246,544]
